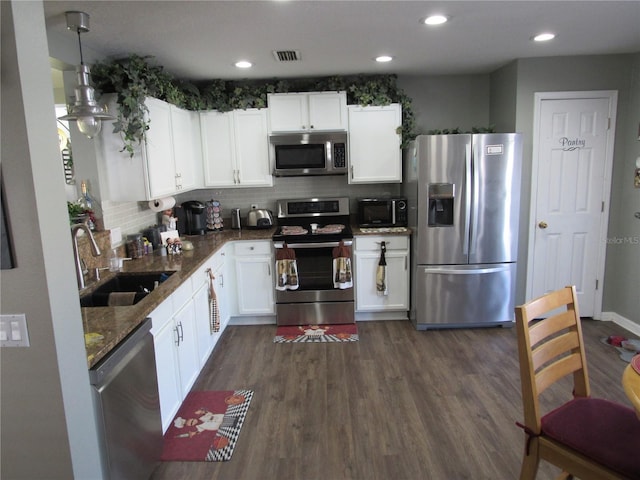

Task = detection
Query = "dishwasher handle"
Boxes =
[89,318,152,387]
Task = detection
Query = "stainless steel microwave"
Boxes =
[358,197,408,227]
[269,131,348,176]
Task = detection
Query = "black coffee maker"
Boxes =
[176,201,206,235]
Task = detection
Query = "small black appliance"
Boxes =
[176,201,206,235]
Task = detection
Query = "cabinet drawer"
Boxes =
[355,235,409,251]
[234,241,272,256]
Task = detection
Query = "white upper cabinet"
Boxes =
[268,91,347,132]
[348,103,402,184]
[169,105,201,193]
[98,96,202,201]
[200,109,272,188]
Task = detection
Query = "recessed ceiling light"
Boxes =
[235,60,252,69]
[533,32,556,42]
[375,55,393,63]
[423,15,449,26]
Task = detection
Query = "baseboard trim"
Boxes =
[355,311,409,322]
[600,311,640,337]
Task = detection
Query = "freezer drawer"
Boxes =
[414,263,516,329]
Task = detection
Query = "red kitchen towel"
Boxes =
[332,241,352,289]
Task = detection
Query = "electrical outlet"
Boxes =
[251,204,258,209]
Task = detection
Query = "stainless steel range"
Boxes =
[273,197,355,326]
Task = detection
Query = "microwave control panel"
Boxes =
[333,143,346,168]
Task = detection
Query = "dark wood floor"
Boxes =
[151,319,634,480]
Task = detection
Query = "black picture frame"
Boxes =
[1,176,16,270]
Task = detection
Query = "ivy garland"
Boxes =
[91,54,417,156]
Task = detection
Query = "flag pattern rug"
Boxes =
[160,389,253,462]
[274,323,359,343]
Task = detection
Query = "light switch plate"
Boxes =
[0,314,30,347]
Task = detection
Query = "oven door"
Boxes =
[274,240,354,325]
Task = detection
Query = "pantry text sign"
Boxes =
[559,137,586,151]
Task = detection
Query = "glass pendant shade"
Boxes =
[57,12,114,139]
[59,64,114,139]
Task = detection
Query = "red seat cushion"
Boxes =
[541,397,640,479]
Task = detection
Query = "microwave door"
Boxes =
[275,144,326,175]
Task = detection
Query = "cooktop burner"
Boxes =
[273,197,353,243]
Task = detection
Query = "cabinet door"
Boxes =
[267,93,308,131]
[173,301,200,397]
[170,106,201,191]
[235,256,275,315]
[214,260,230,330]
[153,320,182,432]
[200,111,236,187]
[233,109,272,187]
[355,251,409,311]
[308,92,347,131]
[192,282,214,367]
[348,104,402,184]
[145,97,178,198]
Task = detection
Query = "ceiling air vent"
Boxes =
[273,50,301,62]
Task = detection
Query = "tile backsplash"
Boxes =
[100,175,401,240]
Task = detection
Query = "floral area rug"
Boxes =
[274,323,359,343]
[160,389,253,462]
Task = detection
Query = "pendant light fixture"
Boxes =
[58,11,114,139]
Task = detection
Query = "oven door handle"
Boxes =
[274,240,353,249]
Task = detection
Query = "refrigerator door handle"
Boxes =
[469,141,480,256]
[462,142,472,255]
[423,265,510,275]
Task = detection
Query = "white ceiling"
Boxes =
[44,0,640,81]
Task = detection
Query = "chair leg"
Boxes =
[519,438,540,480]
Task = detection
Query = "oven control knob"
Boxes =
[397,200,407,210]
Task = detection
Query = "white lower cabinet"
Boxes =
[193,249,229,367]
[150,247,229,433]
[150,280,199,433]
[354,235,409,312]
[232,241,275,316]
[150,301,182,433]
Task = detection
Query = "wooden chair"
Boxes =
[514,285,640,480]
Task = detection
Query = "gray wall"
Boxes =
[603,53,640,323]
[1,2,103,479]
[506,54,638,323]
[398,74,491,134]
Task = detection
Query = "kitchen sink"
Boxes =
[80,271,175,307]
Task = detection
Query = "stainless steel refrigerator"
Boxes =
[403,133,522,330]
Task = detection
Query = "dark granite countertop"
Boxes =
[82,227,275,368]
[82,224,410,368]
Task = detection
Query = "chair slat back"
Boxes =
[514,286,590,433]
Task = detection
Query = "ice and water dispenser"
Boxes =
[428,183,454,226]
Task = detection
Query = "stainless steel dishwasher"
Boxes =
[89,318,163,479]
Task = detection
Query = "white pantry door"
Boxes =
[527,91,617,317]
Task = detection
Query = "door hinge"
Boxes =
[601,201,605,212]
[607,117,611,130]
[596,279,599,290]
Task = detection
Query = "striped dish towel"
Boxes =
[208,269,220,333]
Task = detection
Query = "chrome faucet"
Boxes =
[72,222,101,289]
